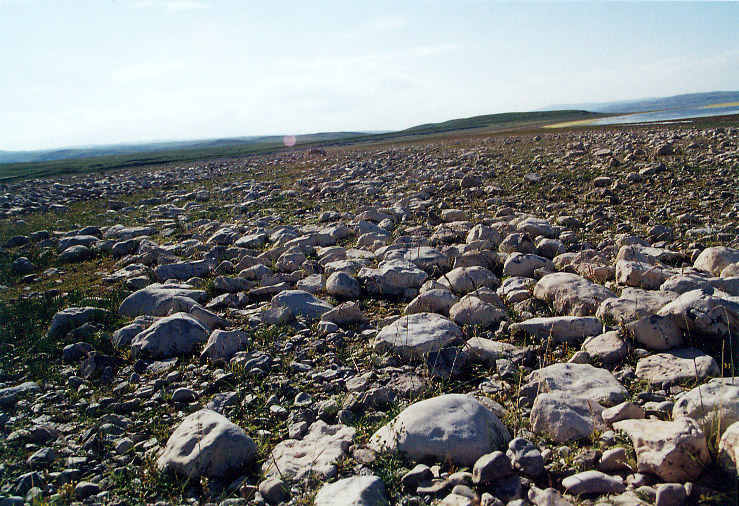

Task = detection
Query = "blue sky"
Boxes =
[1,0,737,151]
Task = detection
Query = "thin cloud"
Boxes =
[130,1,212,13]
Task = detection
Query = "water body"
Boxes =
[592,104,739,125]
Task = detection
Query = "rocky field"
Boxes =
[1,123,739,506]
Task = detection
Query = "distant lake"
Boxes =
[592,104,739,125]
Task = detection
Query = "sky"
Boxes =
[1,0,738,151]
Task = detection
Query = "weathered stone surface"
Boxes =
[466,337,528,365]
[626,314,683,351]
[613,417,710,482]
[48,307,106,338]
[263,421,355,480]
[596,287,676,324]
[635,347,719,385]
[512,316,602,344]
[719,421,739,474]
[405,289,459,315]
[200,330,250,363]
[313,476,389,506]
[369,394,511,465]
[562,470,625,496]
[157,410,257,479]
[358,259,428,296]
[694,246,739,276]
[658,288,739,339]
[582,331,629,363]
[439,266,499,295]
[448,295,507,328]
[154,259,213,281]
[118,285,207,317]
[520,363,628,407]
[0,381,40,408]
[616,259,669,290]
[374,313,464,359]
[530,393,605,442]
[321,301,368,326]
[263,290,334,323]
[534,272,615,316]
[473,451,512,484]
[130,312,210,359]
[502,253,553,278]
[326,271,361,298]
[673,377,739,436]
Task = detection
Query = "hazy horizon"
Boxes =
[2,0,738,152]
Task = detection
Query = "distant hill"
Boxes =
[542,91,739,114]
[0,132,362,165]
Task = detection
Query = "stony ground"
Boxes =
[1,123,739,506]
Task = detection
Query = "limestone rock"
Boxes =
[264,290,334,323]
[118,284,207,317]
[719,421,739,475]
[369,394,511,465]
[530,393,605,442]
[658,288,739,339]
[673,377,739,436]
[448,295,507,328]
[694,246,739,276]
[626,314,683,351]
[263,421,355,480]
[562,470,625,495]
[130,312,210,359]
[157,410,256,479]
[374,313,464,359]
[613,417,709,482]
[200,330,250,363]
[512,316,602,344]
[439,266,499,295]
[520,363,628,407]
[635,348,719,385]
[405,289,459,315]
[358,259,428,297]
[582,331,629,363]
[48,307,106,339]
[534,272,615,316]
[596,288,676,325]
[313,476,389,506]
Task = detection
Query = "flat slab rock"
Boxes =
[374,312,464,359]
[263,420,355,480]
[613,417,710,482]
[369,393,511,466]
[520,363,628,407]
[533,272,615,316]
[157,409,257,479]
[313,476,389,506]
[635,347,719,385]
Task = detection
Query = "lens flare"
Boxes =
[283,135,297,147]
